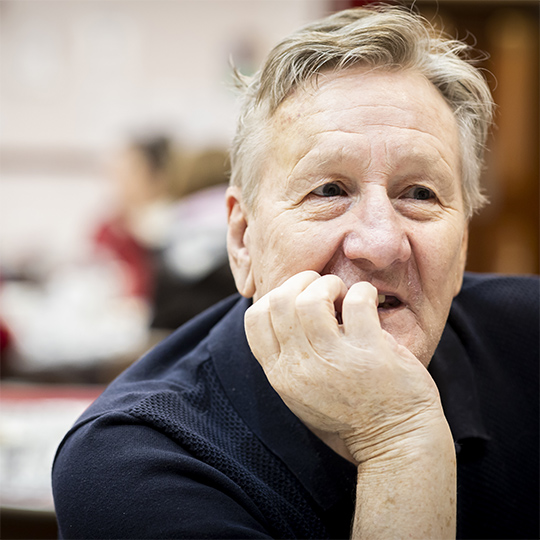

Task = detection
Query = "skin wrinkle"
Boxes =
[287,128,455,174]
[231,67,468,367]
[285,171,460,225]
[278,77,450,124]
[273,71,460,184]
[295,168,458,206]
[281,129,459,207]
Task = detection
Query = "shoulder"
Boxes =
[59,294,249,446]
[459,272,539,302]
[71,294,244,421]
[449,272,539,373]
[52,294,273,538]
[455,271,539,320]
[53,293,247,471]
[52,409,271,539]
[453,272,538,329]
[447,274,539,538]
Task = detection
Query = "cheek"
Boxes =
[411,220,466,300]
[400,224,466,364]
[251,218,344,292]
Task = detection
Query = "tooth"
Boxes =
[378,294,386,305]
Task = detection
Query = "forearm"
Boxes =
[351,418,456,539]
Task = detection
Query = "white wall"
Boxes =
[0,0,330,267]
[1,0,329,152]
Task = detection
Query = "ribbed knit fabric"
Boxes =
[129,362,328,539]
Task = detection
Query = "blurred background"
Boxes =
[0,0,538,537]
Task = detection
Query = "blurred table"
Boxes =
[0,383,104,539]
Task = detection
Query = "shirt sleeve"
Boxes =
[52,412,273,539]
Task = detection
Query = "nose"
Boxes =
[342,187,411,269]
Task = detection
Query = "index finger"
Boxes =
[341,281,383,347]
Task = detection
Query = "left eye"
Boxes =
[312,182,345,197]
[403,186,435,201]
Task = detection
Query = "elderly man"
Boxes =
[53,6,539,539]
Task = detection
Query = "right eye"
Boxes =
[311,182,346,197]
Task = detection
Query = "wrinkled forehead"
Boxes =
[264,66,461,172]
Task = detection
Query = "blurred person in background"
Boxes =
[0,134,236,378]
[93,135,172,302]
[94,135,237,330]
[52,5,538,539]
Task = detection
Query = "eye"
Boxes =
[403,185,436,201]
[312,182,346,197]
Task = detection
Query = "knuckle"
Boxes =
[321,273,343,286]
[300,270,321,281]
[244,308,258,330]
[295,291,315,312]
[245,297,269,327]
[346,281,377,303]
[268,287,290,312]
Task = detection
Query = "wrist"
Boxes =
[341,410,454,465]
[351,416,457,540]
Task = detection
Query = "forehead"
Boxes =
[265,67,461,177]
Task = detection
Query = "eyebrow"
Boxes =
[283,142,459,200]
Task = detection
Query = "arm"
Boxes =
[352,419,455,538]
[53,416,273,539]
[245,271,456,539]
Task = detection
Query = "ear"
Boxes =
[453,225,469,297]
[226,186,256,298]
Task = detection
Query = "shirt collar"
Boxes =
[429,322,490,455]
[208,296,357,512]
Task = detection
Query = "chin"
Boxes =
[382,322,434,368]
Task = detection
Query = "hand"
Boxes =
[245,271,445,463]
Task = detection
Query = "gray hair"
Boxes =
[230,5,494,218]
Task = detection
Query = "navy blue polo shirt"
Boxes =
[52,273,539,539]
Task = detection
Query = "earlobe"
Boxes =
[226,186,256,298]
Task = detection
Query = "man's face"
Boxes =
[228,67,469,366]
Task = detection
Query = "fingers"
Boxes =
[295,278,384,354]
[244,293,280,368]
[246,273,384,370]
[268,271,321,347]
[341,281,382,346]
[245,271,320,370]
[295,274,348,350]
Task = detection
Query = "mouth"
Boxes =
[334,292,404,324]
[377,293,404,311]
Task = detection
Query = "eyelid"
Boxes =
[311,181,347,197]
[401,184,437,200]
